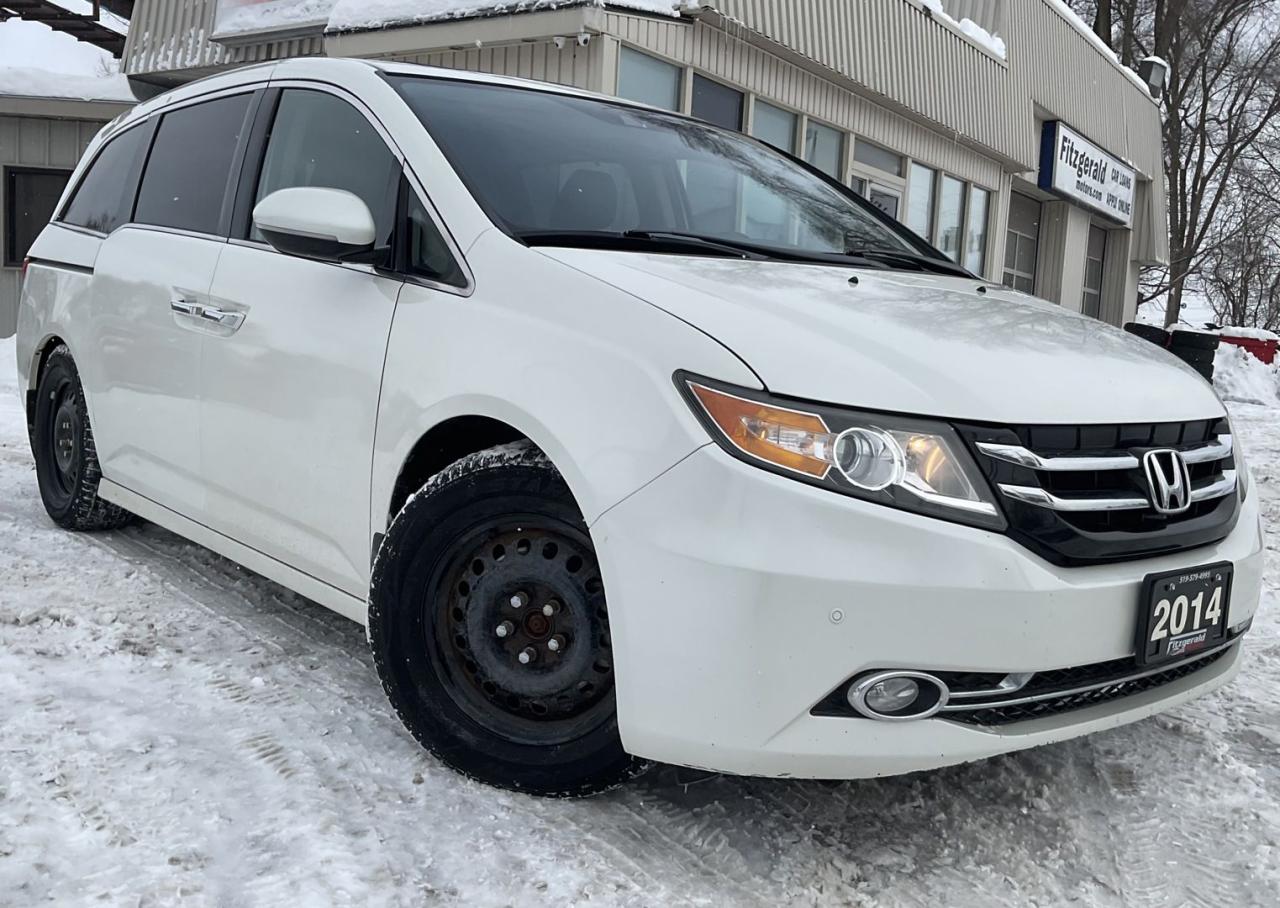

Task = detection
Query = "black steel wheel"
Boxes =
[369,441,644,796]
[31,347,134,531]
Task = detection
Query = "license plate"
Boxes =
[1136,562,1232,666]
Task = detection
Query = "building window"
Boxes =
[853,139,904,177]
[691,75,743,131]
[804,121,843,179]
[965,186,990,275]
[1083,224,1107,318]
[906,163,936,239]
[4,167,71,266]
[752,100,797,153]
[1003,192,1042,294]
[936,174,966,262]
[868,188,900,220]
[617,47,681,112]
[850,176,868,197]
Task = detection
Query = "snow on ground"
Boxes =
[2,332,1279,907]
[0,19,134,102]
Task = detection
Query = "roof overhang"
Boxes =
[0,1,132,56]
[0,91,132,119]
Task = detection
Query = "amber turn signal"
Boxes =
[688,382,835,478]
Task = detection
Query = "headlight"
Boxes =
[680,375,1005,530]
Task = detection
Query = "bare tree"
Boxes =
[1066,0,1280,327]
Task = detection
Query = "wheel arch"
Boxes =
[24,333,70,436]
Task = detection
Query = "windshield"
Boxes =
[390,76,952,267]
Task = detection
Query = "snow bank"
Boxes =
[1219,325,1279,341]
[328,0,681,32]
[0,19,134,102]
[1214,343,1280,405]
[919,0,1007,59]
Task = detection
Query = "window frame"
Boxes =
[4,165,73,266]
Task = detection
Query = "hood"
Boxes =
[540,249,1225,425]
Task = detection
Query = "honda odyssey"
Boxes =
[15,59,1263,796]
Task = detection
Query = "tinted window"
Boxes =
[61,125,149,234]
[691,75,742,131]
[253,90,398,248]
[5,168,71,265]
[406,191,465,287]
[135,93,251,235]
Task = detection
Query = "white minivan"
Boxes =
[15,58,1263,796]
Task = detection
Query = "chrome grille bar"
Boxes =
[976,435,1232,472]
[998,470,1237,513]
[940,637,1240,713]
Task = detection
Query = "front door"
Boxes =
[198,87,403,597]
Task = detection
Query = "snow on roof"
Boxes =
[920,0,1006,59]
[328,0,681,33]
[215,0,683,37]
[0,19,134,103]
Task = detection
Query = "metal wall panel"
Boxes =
[124,0,324,77]
[393,40,599,90]
[0,115,104,337]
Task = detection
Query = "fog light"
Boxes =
[865,677,919,713]
[848,671,949,720]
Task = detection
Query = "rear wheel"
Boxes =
[369,442,643,796]
[31,347,134,531]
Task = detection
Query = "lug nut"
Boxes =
[542,599,561,617]
[547,635,566,653]
[518,646,537,665]
[510,591,528,609]
[495,621,514,639]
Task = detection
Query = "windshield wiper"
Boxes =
[844,244,971,277]
[517,230,765,260]
[519,229,886,268]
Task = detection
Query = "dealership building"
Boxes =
[2,0,1170,334]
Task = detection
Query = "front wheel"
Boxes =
[369,442,644,796]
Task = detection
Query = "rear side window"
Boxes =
[135,93,252,235]
[61,124,150,235]
[252,89,398,247]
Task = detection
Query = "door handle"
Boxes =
[170,299,202,317]
[198,306,246,330]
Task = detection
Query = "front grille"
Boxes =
[960,418,1240,566]
[942,646,1232,727]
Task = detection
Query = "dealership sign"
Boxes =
[1038,121,1136,227]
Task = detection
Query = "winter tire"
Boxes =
[1169,329,1220,351]
[369,441,644,797]
[31,347,135,531]
[1124,322,1170,348]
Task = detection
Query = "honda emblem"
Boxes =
[1143,449,1192,515]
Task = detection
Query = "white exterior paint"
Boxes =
[13,61,1259,786]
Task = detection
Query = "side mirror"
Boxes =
[253,187,377,263]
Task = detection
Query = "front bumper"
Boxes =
[593,445,1265,778]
